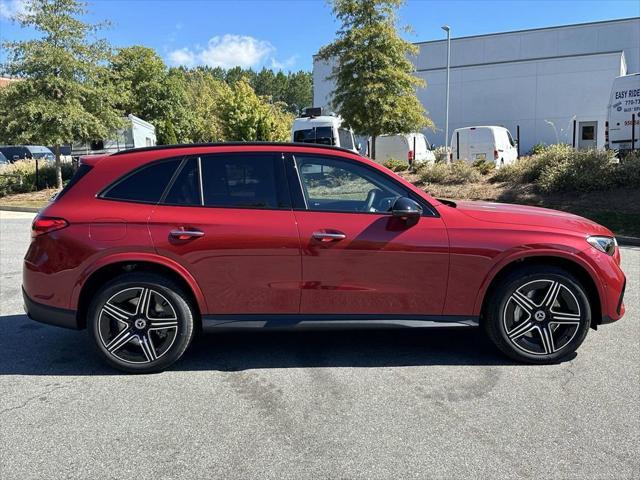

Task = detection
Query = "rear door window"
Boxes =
[162,157,201,206]
[293,127,335,146]
[102,158,181,204]
[201,153,289,209]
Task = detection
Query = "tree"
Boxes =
[317,0,432,159]
[283,70,313,115]
[182,69,227,142]
[111,46,193,144]
[218,80,292,142]
[0,0,123,188]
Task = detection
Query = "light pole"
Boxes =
[441,25,451,161]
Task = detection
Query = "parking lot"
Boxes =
[0,210,638,479]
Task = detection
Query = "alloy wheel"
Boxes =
[97,287,179,364]
[503,279,582,356]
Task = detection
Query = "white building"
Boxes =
[314,17,640,153]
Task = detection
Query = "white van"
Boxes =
[292,108,358,153]
[606,73,640,154]
[374,133,435,166]
[450,126,518,167]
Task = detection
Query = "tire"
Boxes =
[483,265,591,364]
[88,272,195,373]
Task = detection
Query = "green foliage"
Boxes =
[382,158,407,172]
[218,80,293,142]
[318,0,433,159]
[472,159,495,175]
[527,142,547,156]
[0,0,123,188]
[418,161,481,185]
[491,145,640,193]
[111,47,194,144]
[0,160,75,196]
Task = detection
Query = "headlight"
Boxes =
[587,236,617,256]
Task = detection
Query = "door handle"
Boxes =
[312,231,346,242]
[169,228,205,240]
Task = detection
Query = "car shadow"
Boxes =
[0,313,560,376]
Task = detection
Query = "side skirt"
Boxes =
[201,314,479,332]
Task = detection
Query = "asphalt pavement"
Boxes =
[0,211,638,479]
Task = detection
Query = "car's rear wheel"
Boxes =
[484,265,591,364]
[88,272,195,373]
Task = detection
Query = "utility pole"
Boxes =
[442,25,451,162]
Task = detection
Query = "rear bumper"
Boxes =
[23,287,80,330]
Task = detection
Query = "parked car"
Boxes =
[0,145,55,163]
[23,143,626,373]
[292,108,358,153]
[374,133,436,166]
[450,126,518,167]
[606,73,640,154]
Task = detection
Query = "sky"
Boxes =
[1,0,639,72]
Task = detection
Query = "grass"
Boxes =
[0,188,58,209]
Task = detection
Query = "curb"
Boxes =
[0,206,40,213]
[617,235,640,247]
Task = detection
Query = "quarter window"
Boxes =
[102,158,181,203]
[295,155,406,213]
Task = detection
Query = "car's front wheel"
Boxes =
[484,265,592,364]
[88,272,195,373]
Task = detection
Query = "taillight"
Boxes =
[407,150,414,164]
[32,216,68,237]
[494,149,499,160]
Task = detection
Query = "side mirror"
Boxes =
[391,196,423,226]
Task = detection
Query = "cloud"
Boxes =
[168,34,276,69]
[0,0,27,20]
[168,48,196,67]
[271,55,298,70]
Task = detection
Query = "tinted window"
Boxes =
[293,127,335,146]
[295,155,405,213]
[103,158,180,203]
[163,157,201,206]
[201,154,286,209]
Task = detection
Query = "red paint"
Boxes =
[23,144,626,325]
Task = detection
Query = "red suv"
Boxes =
[23,143,626,373]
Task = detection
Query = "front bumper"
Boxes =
[23,287,80,330]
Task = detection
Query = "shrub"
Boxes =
[527,142,547,156]
[419,160,481,185]
[382,158,408,172]
[613,150,640,188]
[537,148,617,193]
[432,145,450,163]
[0,160,74,197]
[472,159,495,175]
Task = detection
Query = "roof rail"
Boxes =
[110,141,359,157]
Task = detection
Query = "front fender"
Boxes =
[472,245,606,316]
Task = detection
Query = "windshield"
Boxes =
[506,130,516,147]
[293,127,335,146]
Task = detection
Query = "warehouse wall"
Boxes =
[313,18,640,153]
